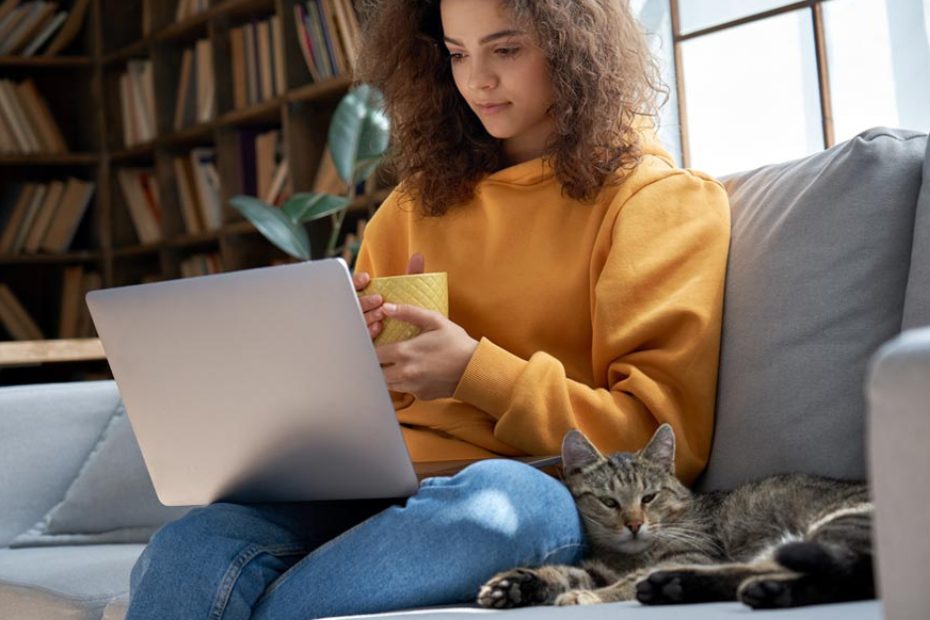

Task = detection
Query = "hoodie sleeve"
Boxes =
[452,172,730,484]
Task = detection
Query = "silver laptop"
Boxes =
[87,259,557,507]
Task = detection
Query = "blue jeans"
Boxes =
[126,459,586,620]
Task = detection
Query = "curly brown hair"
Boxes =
[355,0,666,216]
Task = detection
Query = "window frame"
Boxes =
[670,0,835,167]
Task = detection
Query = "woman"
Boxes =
[126,1,729,618]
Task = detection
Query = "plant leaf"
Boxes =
[329,84,390,186]
[229,195,311,260]
[282,192,351,223]
[352,157,383,186]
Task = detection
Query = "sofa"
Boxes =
[1,126,928,620]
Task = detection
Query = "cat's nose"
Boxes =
[626,521,642,535]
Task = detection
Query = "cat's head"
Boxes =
[561,424,692,556]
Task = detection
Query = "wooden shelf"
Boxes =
[0,339,106,367]
[0,153,99,166]
[0,251,102,265]
[0,56,93,68]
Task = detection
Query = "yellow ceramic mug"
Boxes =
[361,272,449,345]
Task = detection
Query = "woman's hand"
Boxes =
[353,271,385,340]
[355,252,426,340]
[376,303,479,401]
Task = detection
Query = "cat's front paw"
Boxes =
[555,589,603,606]
[636,570,685,604]
[477,568,550,608]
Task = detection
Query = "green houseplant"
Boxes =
[229,84,390,261]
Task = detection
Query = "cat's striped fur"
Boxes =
[477,425,874,609]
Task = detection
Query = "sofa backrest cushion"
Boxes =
[9,403,191,548]
[0,381,119,547]
[699,127,928,491]
[902,130,930,330]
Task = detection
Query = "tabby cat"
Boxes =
[477,424,874,609]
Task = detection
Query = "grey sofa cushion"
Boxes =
[902,129,930,329]
[10,405,191,548]
[0,544,144,620]
[0,381,120,547]
[700,128,928,491]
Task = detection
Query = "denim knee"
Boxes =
[422,459,586,566]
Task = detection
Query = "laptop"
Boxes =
[86,258,558,506]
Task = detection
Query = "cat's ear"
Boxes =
[562,429,604,473]
[640,424,676,472]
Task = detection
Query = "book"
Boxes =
[195,38,214,123]
[0,183,36,253]
[40,177,94,253]
[189,147,221,230]
[77,269,100,337]
[1,1,55,56]
[173,47,195,129]
[43,0,90,56]
[23,178,63,252]
[293,4,321,83]
[0,283,44,340]
[255,128,279,202]
[270,14,287,96]
[0,79,40,152]
[10,182,46,253]
[173,155,203,234]
[257,19,273,101]
[15,78,68,152]
[117,167,162,244]
[20,9,65,56]
[229,25,247,109]
[58,263,83,338]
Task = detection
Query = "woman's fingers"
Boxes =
[358,293,383,313]
[353,271,370,291]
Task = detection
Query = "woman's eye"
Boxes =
[448,52,465,63]
[600,497,619,509]
[495,47,520,57]
[641,493,657,504]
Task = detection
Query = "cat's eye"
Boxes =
[641,493,657,504]
[599,497,620,509]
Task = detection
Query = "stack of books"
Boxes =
[174,38,215,130]
[118,59,156,147]
[173,147,222,234]
[0,0,90,57]
[180,251,221,278]
[116,167,162,245]
[0,78,68,154]
[237,128,289,205]
[293,0,360,82]
[174,0,208,22]
[0,283,43,340]
[56,264,100,338]
[0,178,95,254]
[229,15,287,108]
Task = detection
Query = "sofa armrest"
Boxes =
[867,326,930,620]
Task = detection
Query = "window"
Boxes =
[633,0,930,175]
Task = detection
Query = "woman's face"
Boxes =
[440,0,556,165]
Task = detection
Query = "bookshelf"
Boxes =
[0,0,384,385]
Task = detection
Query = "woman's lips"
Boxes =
[476,103,510,115]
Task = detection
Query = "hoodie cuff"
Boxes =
[453,337,527,419]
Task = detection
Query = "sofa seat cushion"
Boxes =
[97,598,883,620]
[0,544,144,620]
[323,600,881,620]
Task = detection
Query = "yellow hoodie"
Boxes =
[354,135,730,484]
